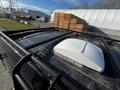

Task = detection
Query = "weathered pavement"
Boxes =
[0,27,5,31]
[0,27,14,90]
[0,60,14,90]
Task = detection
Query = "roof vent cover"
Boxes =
[53,38,105,72]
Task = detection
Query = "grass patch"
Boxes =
[0,19,32,31]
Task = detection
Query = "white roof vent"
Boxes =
[53,38,105,72]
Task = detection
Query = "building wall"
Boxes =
[51,9,120,31]
[0,7,11,18]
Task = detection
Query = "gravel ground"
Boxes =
[0,60,14,90]
[0,26,14,90]
[31,21,52,28]
[0,23,14,90]
[0,27,5,31]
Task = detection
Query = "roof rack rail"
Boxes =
[12,54,32,90]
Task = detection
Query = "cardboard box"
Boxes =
[59,18,64,22]
[54,17,59,22]
[69,23,75,28]
[52,21,59,27]
[69,28,83,32]
[59,21,63,26]
[59,21,70,26]
[58,21,70,29]
[59,25,69,29]
[70,18,79,24]
[64,13,76,19]
[70,18,85,24]
[55,13,76,19]
[54,13,60,18]
[54,13,88,31]
[70,23,85,29]
[69,23,87,32]
[58,13,65,18]
[59,18,71,22]
[62,21,70,24]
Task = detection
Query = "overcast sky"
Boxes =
[0,0,97,14]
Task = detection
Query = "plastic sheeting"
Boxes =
[51,9,120,31]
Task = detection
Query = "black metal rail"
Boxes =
[6,27,120,43]
[48,73,61,90]
[7,28,57,38]
[4,27,57,36]
[12,54,32,77]
[12,54,32,90]
[102,38,120,78]
[25,32,71,50]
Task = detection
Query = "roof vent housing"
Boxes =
[53,38,105,72]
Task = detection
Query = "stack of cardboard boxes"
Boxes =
[52,13,88,32]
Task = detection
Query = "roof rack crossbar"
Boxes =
[25,32,71,50]
[12,54,32,89]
